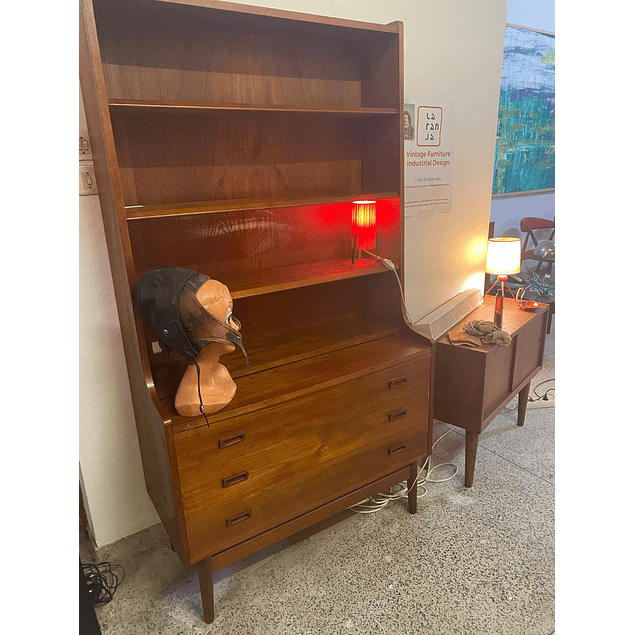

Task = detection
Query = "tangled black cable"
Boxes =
[533,378,555,400]
[82,562,125,605]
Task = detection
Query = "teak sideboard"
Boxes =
[80,0,433,622]
[434,296,548,487]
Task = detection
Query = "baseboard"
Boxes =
[94,522,170,563]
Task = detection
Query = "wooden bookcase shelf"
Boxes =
[110,98,399,116]
[195,257,391,299]
[134,257,391,301]
[163,332,432,433]
[125,193,399,220]
[80,0,432,623]
[150,315,399,388]
[151,316,403,416]
[223,317,400,379]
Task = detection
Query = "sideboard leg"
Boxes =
[198,557,215,624]
[465,431,479,487]
[517,383,531,427]
[407,462,419,514]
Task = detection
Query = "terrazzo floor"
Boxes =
[82,328,555,635]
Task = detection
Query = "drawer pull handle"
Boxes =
[226,510,252,527]
[219,432,245,449]
[388,408,408,422]
[388,444,406,456]
[389,377,407,390]
[222,470,249,488]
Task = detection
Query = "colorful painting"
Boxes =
[492,26,555,195]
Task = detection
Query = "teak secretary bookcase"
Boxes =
[80,0,433,622]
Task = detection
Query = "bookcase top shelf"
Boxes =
[95,0,401,36]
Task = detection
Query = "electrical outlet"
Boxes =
[79,130,92,159]
[527,398,555,409]
[79,166,98,196]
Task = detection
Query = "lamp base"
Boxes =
[494,289,503,328]
[485,275,515,328]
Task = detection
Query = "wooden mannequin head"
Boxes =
[193,279,239,355]
[175,279,240,417]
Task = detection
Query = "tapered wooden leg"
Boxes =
[407,461,419,514]
[517,383,531,427]
[198,557,215,624]
[465,431,479,488]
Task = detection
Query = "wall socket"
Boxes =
[79,166,98,196]
[79,130,92,159]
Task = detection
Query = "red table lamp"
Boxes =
[485,237,521,327]
[351,200,376,263]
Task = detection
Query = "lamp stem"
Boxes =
[494,274,515,327]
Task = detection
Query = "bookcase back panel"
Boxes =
[94,0,397,108]
[128,199,401,278]
[111,111,367,205]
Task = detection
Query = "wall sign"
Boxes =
[404,100,455,215]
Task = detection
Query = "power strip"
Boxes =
[527,398,555,409]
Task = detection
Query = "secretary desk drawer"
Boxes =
[173,347,430,562]
[174,355,429,469]
[176,389,428,512]
[184,423,427,561]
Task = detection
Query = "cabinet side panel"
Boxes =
[361,28,402,205]
[361,29,400,109]
[80,0,188,562]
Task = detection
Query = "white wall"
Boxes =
[506,0,554,32]
[490,192,555,238]
[79,0,507,547]
[79,91,160,547]
[490,0,555,240]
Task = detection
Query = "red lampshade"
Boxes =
[351,200,377,250]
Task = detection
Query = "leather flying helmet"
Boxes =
[134,267,248,366]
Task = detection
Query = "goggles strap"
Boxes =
[226,331,250,368]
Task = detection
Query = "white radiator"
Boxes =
[413,289,483,340]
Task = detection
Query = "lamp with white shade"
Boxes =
[485,237,521,327]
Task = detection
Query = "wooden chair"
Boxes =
[520,217,555,275]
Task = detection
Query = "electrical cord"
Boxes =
[349,426,459,514]
[362,250,413,324]
[82,562,125,605]
[502,377,555,411]
[349,250,458,514]
[531,378,555,401]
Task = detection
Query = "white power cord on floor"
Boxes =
[349,250,457,514]
[349,427,459,514]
